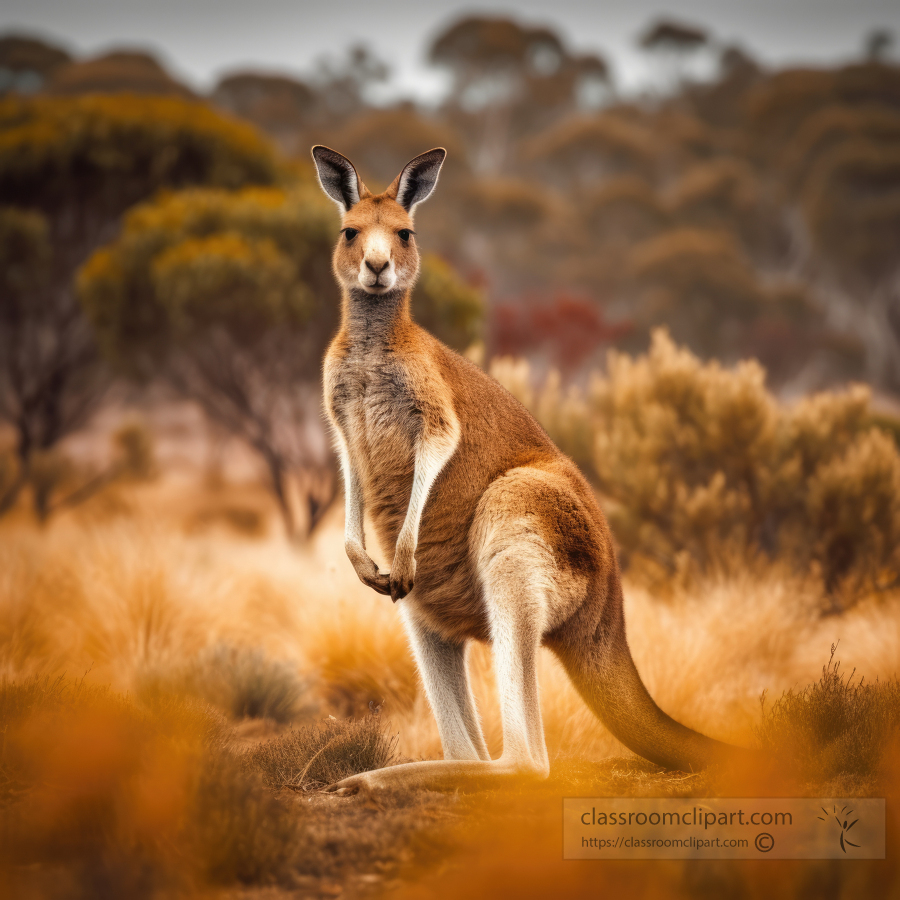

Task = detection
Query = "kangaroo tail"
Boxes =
[546,571,745,771]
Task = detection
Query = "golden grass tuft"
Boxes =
[756,644,900,785]
[302,594,420,717]
[144,642,318,723]
[249,714,399,791]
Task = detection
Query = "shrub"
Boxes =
[113,420,157,481]
[491,330,900,600]
[249,715,399,791]
[755,646,900,783]
[154,643,316,723]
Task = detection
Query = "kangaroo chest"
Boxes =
[329,347,420,530]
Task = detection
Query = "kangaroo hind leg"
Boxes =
[322,515,553,793]
[478,519,552,777]
[400,607,490,762]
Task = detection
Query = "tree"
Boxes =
[430,16,611,172]
[583,176,668,245]
[212,72,317,154]
[313,45,390,118]
[78,186,336,537]
[801,138,900,387]
[524,111,658,189]
[625,227,768,359]
[638,19,712,90]
[667,157,787,265]
[745,63,900,160]
[0,94,281,518]
[865,29,895,63]
[683,44,763,127]
[0,34,72,94]
[412,254,484,353]
[44,50,193,97]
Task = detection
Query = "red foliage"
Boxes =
[490,292,632,374]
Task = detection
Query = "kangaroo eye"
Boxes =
[398,229,412,242]
[343,228,358,241]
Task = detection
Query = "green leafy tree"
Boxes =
[0,94,280,518]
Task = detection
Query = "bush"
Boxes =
[148,643,316,723]
[755,646,900,783]
[78,185,335,370]
[491,330,900,600]
[249,715,399,791]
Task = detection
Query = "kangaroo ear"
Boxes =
[388,148,446,213]
[311,146,369,212]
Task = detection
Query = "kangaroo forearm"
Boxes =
[397,419,461,553]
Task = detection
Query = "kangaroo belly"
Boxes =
[408,476,490,643]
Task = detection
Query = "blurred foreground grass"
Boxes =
[0,473,899,898]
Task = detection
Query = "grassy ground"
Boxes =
[1,475,899,898]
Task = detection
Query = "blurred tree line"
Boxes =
[0,91,482,533]
[201,15,900,391]
[1,15,899,538]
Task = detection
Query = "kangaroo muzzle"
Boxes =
[359,232,396,293]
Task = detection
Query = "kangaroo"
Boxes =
[312,145,744,794]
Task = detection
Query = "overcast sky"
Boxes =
[2,0,899,97]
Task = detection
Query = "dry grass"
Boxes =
[249,715,399,791]
[1,474,899,897]
[145,642,317,723]
[0,672,452,897]
[304,594,420,718]
[756,643,900,785]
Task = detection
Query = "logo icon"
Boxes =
[818,804,861,853]
[755,832,774,852]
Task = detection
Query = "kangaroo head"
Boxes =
[311,146,446,297]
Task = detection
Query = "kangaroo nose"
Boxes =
[365,259,389,275]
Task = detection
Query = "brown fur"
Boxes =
[313,145,748,792]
